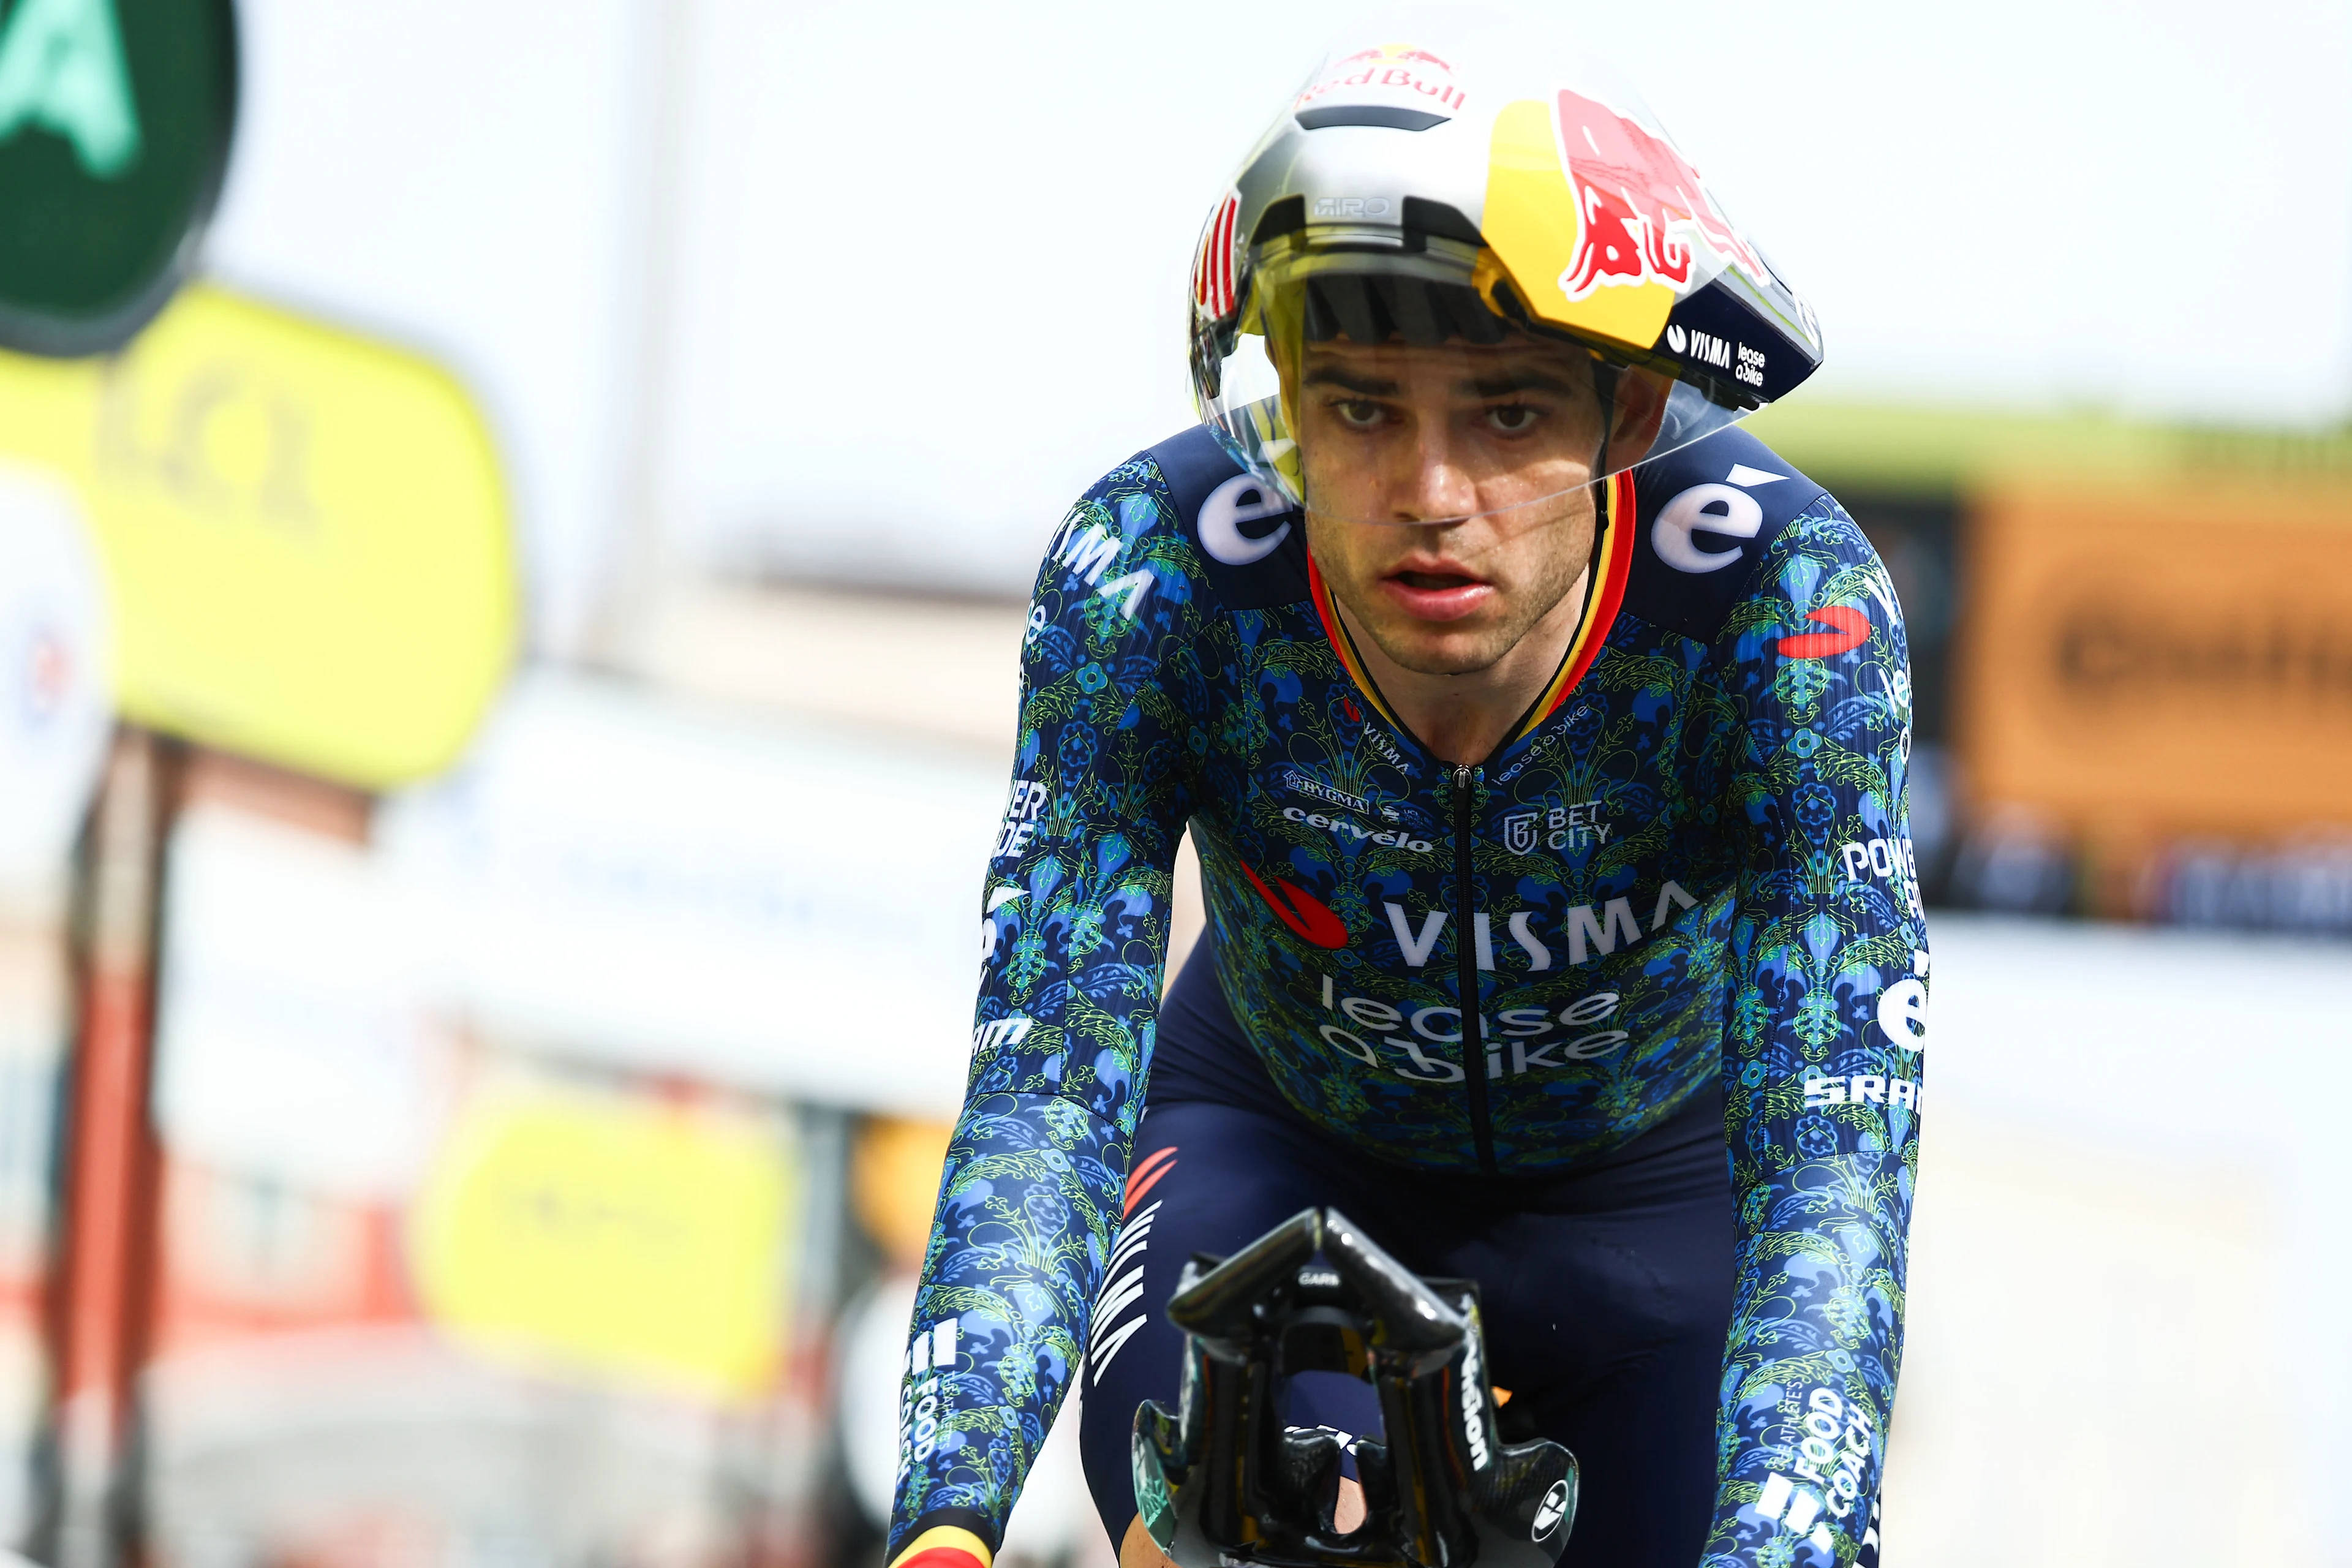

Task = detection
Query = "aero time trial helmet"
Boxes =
[1189,10,1820,527]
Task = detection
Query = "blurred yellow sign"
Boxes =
[412,1088,797,1403]
[851,1116,951,1270]
[0,285,516,787]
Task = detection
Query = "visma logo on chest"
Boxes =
[1381,885,1697,970]
[1238,858,1701,968]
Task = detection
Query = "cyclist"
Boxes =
[888,15,1920,1568]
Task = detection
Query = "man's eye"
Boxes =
[1333,399,1384,429]
[1485,404,1540,433]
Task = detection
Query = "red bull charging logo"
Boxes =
[1552,88,1760,301]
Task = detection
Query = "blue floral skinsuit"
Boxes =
[889,421,1926,1568]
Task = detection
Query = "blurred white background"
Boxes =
[10,4,2352,1565]
[206,0,2352,630]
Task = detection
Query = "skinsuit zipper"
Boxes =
[1453,763,1498,1175]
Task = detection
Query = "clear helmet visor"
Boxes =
[1194,253,1753,528]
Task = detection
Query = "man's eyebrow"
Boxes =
[1303,365,1400,396]
[1462,371,1583,398]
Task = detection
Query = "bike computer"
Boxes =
[1131,1208,1576,1568]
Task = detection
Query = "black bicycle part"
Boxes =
[1131,1207,1577,1568]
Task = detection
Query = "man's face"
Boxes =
[1289,334,1614,677]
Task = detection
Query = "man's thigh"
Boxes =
[1427,1156,1735,1567]
[1076,1097,1368,1553]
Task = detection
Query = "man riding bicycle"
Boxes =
[886,14,1923,1567]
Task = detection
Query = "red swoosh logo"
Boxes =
[1124,1146,1178,1216]
[1777,604,1869,660]
[1236,861,1348,948]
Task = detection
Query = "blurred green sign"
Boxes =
[0,0,237,358]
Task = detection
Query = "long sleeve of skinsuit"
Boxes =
[1700,503,1928,1567]
[886,459,1206,1561]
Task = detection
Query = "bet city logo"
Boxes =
[1501,802,1607,854]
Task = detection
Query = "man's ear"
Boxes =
[1604,366,1672,471]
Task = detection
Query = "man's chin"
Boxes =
[1360,619,1515,677]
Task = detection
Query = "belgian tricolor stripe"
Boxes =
[1305,548,1403,731]
[1509,468,1637,742]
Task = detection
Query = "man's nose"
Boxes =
[1396,421,1478,523]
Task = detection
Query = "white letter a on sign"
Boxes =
[0,0,143,178]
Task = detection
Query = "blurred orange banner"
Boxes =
[1959,478,2352,840]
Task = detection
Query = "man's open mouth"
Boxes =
[1376,564,1494,624]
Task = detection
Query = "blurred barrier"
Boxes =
[133,753,839,1568]
[1884,914,2351,1565]
[2154,834,2352,933]
[379,669,1000,1118]
[0,503,1030,1567]
[0,277,525,1568]
[93,667,1023,1568]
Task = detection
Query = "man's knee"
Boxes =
[1109,1476,1365,1567]
[1117,1515,1177,1568]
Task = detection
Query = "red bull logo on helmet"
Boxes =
[1295,43,1467,116]
[1193,189,1241,320]
[1552,88,1760,301]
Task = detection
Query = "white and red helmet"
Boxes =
[1189,10,1820,522]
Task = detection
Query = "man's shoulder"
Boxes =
[1028,428,1310,665]
[1616,424,1839,643]
[1118,424,1311,613]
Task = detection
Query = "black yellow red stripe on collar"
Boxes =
[1509,467,1637,743]
[1302,469,1637,750]
[1304,548,1402,731]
